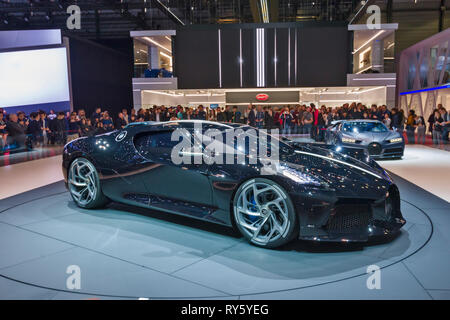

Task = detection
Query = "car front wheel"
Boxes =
[233,178,298,248]
[68,157,109,209]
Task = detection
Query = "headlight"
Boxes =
[342,137,356,143]
[383,169,393,182]
[282,167,323,186]
[389,137,403,143]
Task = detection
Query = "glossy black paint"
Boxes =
[325,120,405,159]
[63,120,406,242]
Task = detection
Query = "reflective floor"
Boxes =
[0,155,63,200]
[380,145,450,202]
[0,144,449,299]
[0,173,448,299]
[0,146,63,167]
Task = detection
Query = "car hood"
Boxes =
[342,130,401,143]
[277,144,391,198]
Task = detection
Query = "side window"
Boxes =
[134,131,180,159]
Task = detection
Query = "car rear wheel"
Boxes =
[233,178,298,248]
[68,158,109,209]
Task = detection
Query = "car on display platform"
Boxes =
[325,120,405,160]
[62,120,405,249]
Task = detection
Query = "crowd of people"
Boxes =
[1,102,449,151]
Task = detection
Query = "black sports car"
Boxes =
[62,120,405,249]
[325,120,405,159]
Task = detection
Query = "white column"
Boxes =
[149,46,160,69]
[371,39,384,73]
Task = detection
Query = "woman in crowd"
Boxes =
[432,109,443,147]
[95,121,106,134]
[67,113,80,142]
[301,106,313,135]
[428,109,436,138]
[264,107,275,131]
[316,107,326,142]
[406,110,416,144]
[27,112,42,147]
[280,107,293,137]
[115,112,127,130]
[101,111,114,131]
[415,114,426,144]
[382,113,391,129]
[208,109,216,121]
[54,112,67,145]
[0,112,8,148]
[80,118,94,136]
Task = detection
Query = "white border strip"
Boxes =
[218,29,222,88]
[239,28,243,87]
[288,28,291,86]
[256,28,265,87]
[274,28,277,86]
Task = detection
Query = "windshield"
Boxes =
[342,122,388,133]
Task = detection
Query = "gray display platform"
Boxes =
[0,174,449,300]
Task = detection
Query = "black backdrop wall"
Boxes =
[174,22,350,89]
[68,37,133,117]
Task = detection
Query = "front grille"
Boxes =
[368,143,382,155]
[326,202,371,233]
[384,147,403,154]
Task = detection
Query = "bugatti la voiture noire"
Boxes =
[325,120,405,159]
[63,120,405,249]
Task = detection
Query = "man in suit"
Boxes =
[255,105,265,129]
[115,112,127,129]
[439,106,450,144]
[247,104,256,127]
[6,113,27,147]
[232,106,241,123]
[197,105,207,120]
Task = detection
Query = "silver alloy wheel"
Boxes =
[68,158,98,207]
[234,180,290,245]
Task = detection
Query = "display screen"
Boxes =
[0,47,70,108]
[174,23,350,89]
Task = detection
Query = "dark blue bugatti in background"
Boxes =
[63,120,405,249]
[325,120,405,160]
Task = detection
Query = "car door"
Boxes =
[134,128,214,208]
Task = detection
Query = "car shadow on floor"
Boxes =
[101,201,403,254]
[104,202,242,239]
[282,232,401,253]
[65,200,413,280]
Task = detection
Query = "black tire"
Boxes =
[68,157,109,209]
[232,178,298,249]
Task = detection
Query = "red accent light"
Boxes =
[256,93,269,101]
